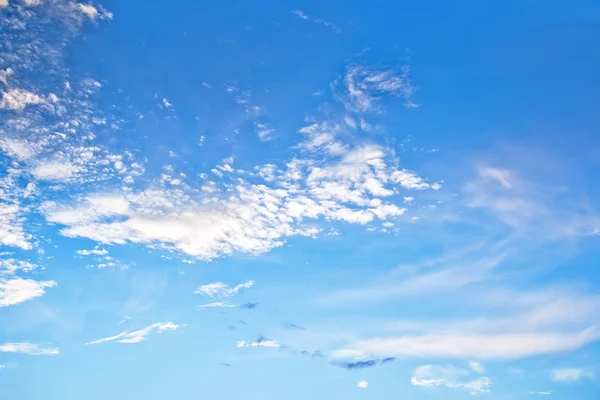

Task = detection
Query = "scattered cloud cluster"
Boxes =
[40,135,437,260]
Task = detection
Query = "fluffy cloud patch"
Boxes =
[30,160,81,181]
[0,259,56,307]
[0,89,45,111]
[76,248,108,256]
[357,380,368,389]
[0,277,57,307]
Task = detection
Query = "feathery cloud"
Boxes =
[0,342,59,355]
[195,280,254,298]
[411,364,492,395]
[85,322,181,345]
[552,368,594,383]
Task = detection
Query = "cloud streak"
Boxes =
[85,322,181,345]
[0,342,59,355]
[195,280,254,298]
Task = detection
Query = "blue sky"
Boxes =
[1,0,600,399]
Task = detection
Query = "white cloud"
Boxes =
[30,160,80,181]
[322,253,505,305]
[357,380,368,389]
[0,259,37,275]
[33,62,436,263]
[333,329,599,361]
[0,342,59,355]
[236,339,280,348]
[85,322,181,345]
[465,165,600,239]
[552,368,594,383]
[469,361,485,373]
[255,123,275,141]
[22,0,41,7]
[292,10,309,20]
[479,167,513,189]
[197,302,236,309]
[411,364,492,395]
[0,89,44,111]
[43,195,129,225]
[78,3,112,20]
[291,9,341,33]
[332,322,600,360]
[342,66,415,113]
[76,248,108,256]
[78,3,99,19]
[195,280,254,298]
[0,138,37,160]
[298,121,348,156]
[530,391,552,396]
[0,277,57,307]
[0,202,31,250]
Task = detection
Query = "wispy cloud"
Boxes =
[291,9,342,33]
[85,322,181,345]
[195,280,254,298]
[465,165,600,240]
[469,361,485,373]
[341,65,416,112]
[320,249,506,305]
[0,342,59,355]
[332,329,599,361]
[357,380,368,388]
[237,336,280,348]
[552,368,595,383]
[197,302,236,309]
[411,364,492,395]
